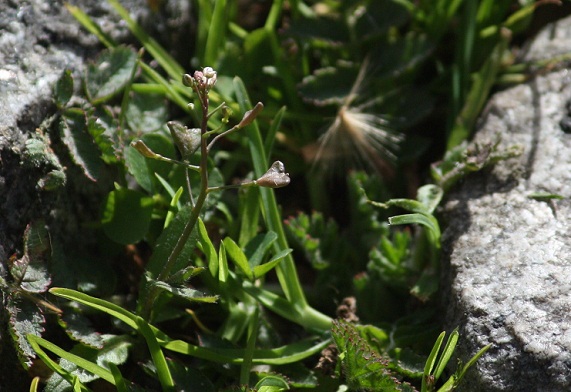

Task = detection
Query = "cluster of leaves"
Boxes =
[2,0,561,391]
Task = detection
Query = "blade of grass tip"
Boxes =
[50,287,139,330]
[421,331,446,392]
[136,316,175,392]
[433,329,460,381]
[240,307,260,386]
[109,363,129,392]
[106,0,184,80]
[264,0,284,31]
[29,376,40,392]
[204,0,227,66]
[195,0,213,64]
[65,3,116,48]
[264,106,286,158]
[447,28,511,149]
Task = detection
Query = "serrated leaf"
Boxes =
[150,280,218,303]
[126,92,167,134]
[298,66,356,106]
[353,1,409,39]
[54,69,73,108]
[7,296,45,368]
[87,112,117,165]
[85,46,137,104]
[10,222,51,293]
[60,108,104,181]
[101,188,154,245]
[59,312,104,349]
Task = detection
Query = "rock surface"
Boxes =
[0,0,191,388]
[442,15,571,391]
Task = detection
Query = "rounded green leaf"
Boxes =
[85,46,137,104]
[101,188,153,244]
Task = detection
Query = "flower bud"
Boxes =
[167,121,201,160]
[182,73,194,87]
[255,161,290,188]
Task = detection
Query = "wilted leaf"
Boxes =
[101,188,154,245]
[85,46,137,104]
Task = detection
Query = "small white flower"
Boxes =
[203,67,216,79]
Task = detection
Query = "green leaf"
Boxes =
[124,133,176,194]
[125,92,167,134]
[218,240,229,283]
[87,110,117,165]
[298,66,356,106]
[11,221,51,293]
[54,69,73,108]
[50,288,139,330]
[136,317,175,392]
[60,108,104,182]
[416,185,443,215]
[197,218,218,277]
[433,329,459,381]
[85,46,137,104]
[223,237,253,280]
[252,248,292,279]
[389,213,441,244]
[58,312,104,349]
[58,335,131,384]
[244,231,278,268]
[101,188,154,245]
[144,204,198,280]
[149,280,218,303]
[27,334,115,385]
[255,374,289,391]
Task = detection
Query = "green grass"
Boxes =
[7,0,566,391]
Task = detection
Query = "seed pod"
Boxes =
[255,161,290,188]
[131,139,159,159]
[167,121,201,160]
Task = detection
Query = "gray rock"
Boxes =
[0,0,191,388]
[443,15,571,392]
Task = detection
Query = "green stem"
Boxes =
[140,90,211,321]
